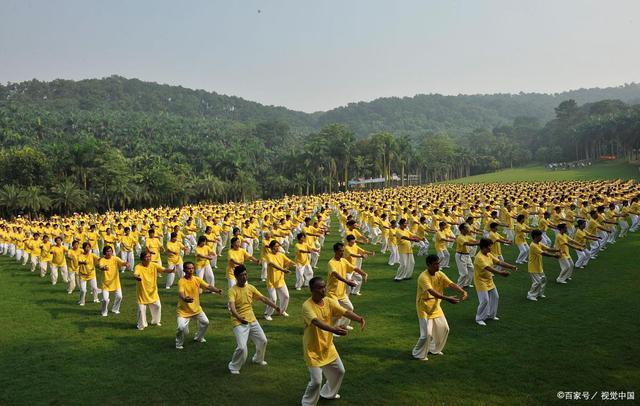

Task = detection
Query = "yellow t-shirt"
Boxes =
[528,242,547,274]
[302,297,347,367]
[554,233,571,259]
[265,251,294,289]
[167,241,185,266]
[78,252,100,281]
[120,235,136,252]
[177,276,208,318]
[67,248,81,272]
[40,242,53,262]
[134,262,163,304]
[295,242,311,266]
[226,248,251,280]
[435,230,447,252]
[473,252,500,292]
[145,238,162,263]
[514,223,528,245]
[50,245,68,267]
[327,257,355,301]
[396,228,414,254]
[488,231,503,257]
[99,256,125,291]
[455,234,473,254]
[228,283,263,326]
[416,270,453,319]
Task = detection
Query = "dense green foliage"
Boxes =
[1,76,640,215]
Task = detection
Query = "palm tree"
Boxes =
[51,179,88,215]
[0,185,23,217]
[19,186,51,216]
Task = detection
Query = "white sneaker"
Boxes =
[194,337,206,343]
[101,312,108,317]
[556,280,567,284]
[93,299,100,303]
[282,312,290,317]
[354,292,362,296]
[252,360,267,366]
[229,370,240,375]
[78,302,85,306]
[264,315,273,321]
[296,287,301,291]
[111,310,120,314]
[176,345,183,350]
[476,320,487,326]
[539,295,546,298]
[346,325,354,330]
[527,296,538,301]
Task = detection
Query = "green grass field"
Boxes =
[1,163,639,405]
[447,160,639,183]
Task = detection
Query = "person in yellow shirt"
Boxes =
[39,235,54,279]
[87,225,100,256]
[527,230,561,301]
[133,249,176,330]
[488,222,512,266]
[574,220,600,268]
[435,222,455,269]
[454,223,480,288]
[194,235,216,289]
[300,276,365,406]
[119,227,136,273]
[295,232,319,291]
[227,265,280,374]
[514,214,532,264]
[166,231,187,289]
[554,223,586,284]
[98,245,128,316]
[66,240,81,294]
[175,261,223,350]
[49,236,69,286]
[263,240,295,320]
[327,242,368,330]
[344,234,374,296]
[412,254,467,361]
[77,242,101,306]
[394,218,422,281]
[226,237,259,289]
[473,238,517,326]
[28,232,41,273]
[386,220,399,266]
[144,228,164,266]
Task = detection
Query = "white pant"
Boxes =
[120,251,134,271]
[476,288,499,322]
[348,272,363,295]
[455,253,474,287]
[395,253,415,280]
[137,300,161,329]
[39,261,49,278]
[557,257,574,283]
[516,243,529,263]
[301,357,345,406]
[196,264,214,289]
[49,264,68,285]
[295,264,313,289]
[242,239,254,256]
[437,249,450,268]
[387,245,399,265]
[176,312,209,347]
[67,271,78,293]
[228,322,267,372]
[527,273,546,299]
[78,278,99,305]
[30,255,39,272]
[416,240,429,256]
[575,249,590,268]
[335,296,354,328]
[101,288,123,315]
[412,316,450,359]
[261,261,268,280]
[265,285,289,316]
[166,263,184,288]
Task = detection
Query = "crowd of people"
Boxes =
[1,178,638,405]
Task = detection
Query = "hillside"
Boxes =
[2,76,640,137]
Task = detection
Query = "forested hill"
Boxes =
[2,76,640,137]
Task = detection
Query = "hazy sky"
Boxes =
[1,0,639,112]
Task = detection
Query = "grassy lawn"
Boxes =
[447,160,639,183]
[1,220,639,405]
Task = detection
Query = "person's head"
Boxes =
[478,238,493,253]
[577,219,586,229]
[169,232,177,242]
[82,242,91,252]
[269,239,280,253]
[230,237,240,249]
[103,245,113,257]
[346,234,356,246]
[140,249,151,263]
[333,242,345,258]
[149,228,155,237]
[234,265,248,286]
[43,235,49,242]
[124,227,130,234]
[459,223,468,234]
[197,235,207,246]
[54,236,62,245]
[531,229,543,243]
[517,214,525,223]
[346,219,356,228]
[72,240,79,250]
[398,218,407,228]
[557,223,567,233]
[309,276,326,300]
[489,222,498,232]
[183,261,195,277]
[233,227,241,236]
[297,232,305,242]
[438,221,446,230]
[425,254,440,274]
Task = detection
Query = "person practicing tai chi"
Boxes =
[226,237,260,289]
[394,218,423,281]
[227,265,281,375]
[412,254,467,361]
[301,276,366,406]
[263,240,295,320]
[526,230,561,301]
[327,242,368,331]
[133,249,176,330]
[554,223,586,284]
[175,261,223,350]
[473,238,517,326]
[454,223,480,288]
[294,232,319,291]
[98,245,129,316]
